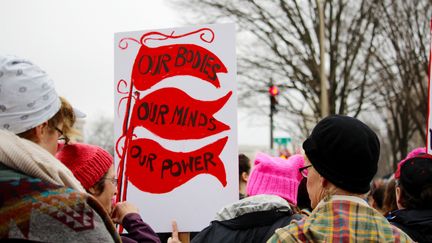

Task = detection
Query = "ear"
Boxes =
[241,172,249,182]
[33,122,49,143]
[88,186,97,195]
[395,186,403,209]
[319,174,328,188]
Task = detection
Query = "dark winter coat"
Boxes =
[388,209,432,243]
[191,194,303,243]
[121,213,161,243]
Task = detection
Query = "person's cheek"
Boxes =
[111,197,117,211]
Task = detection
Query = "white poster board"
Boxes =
[114,23,237,232]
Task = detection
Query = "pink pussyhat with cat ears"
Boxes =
[246,153,304,205]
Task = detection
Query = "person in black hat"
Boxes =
[387,153,432,242]
[268,115,413,242]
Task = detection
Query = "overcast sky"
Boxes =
[0,0,280,147]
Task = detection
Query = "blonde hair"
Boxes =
[17,97,81,143]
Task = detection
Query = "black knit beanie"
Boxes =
[302,115,380,193]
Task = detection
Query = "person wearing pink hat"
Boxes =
[56,142,161,243]
[387,151,432,242]
[191,152,305,243]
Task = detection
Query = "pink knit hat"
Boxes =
[246,153,304,205]
[56,143,113,190]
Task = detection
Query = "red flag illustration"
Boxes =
[126,137,228,193]
[131,44,227,91]
[129,88,232,140]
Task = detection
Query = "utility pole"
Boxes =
[269,80,279,150]
[270,106,274,150]
[317,0,329,117]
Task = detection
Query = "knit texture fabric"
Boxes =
[0,129,84,192]
[395,154,432,199]
[394,147,426,179]
[0,55,61,134]
[247,153,304,205]
[56,143,113,190]
[302,115,380,193]
[0,166,120,242]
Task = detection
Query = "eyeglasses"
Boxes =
[105,177,118,186]
[299,165,313,178]
[53,126,70,144]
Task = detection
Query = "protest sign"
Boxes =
[114,23,237,232]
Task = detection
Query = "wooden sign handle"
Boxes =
[178,232,190,243]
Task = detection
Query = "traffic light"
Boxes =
[269,85,279,113]
[269,85,279,96]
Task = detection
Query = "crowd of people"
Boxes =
[1,54,431,242]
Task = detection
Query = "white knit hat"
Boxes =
[0,55,61,134]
